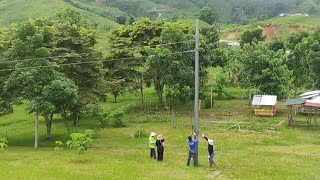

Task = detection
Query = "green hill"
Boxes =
[1,0,320,29]
[0,0,120,30]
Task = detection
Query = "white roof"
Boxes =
[300,90,320,98]
[306,96,320,104]
[252,95,277,106]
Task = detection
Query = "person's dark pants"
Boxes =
[209,151,215,166]
[157,147,164,161]
[150,148,156,159]
[187,150,198,167]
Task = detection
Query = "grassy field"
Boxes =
[1,88,320,179]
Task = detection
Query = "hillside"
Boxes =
[2,0,320,29]
[222,16,320,41]
[0,0,120,30]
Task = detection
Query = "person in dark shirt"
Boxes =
[156,134,165,161]
[187,132,198,167]
[201,134,215,168]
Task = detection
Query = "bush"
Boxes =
[0,137,8,154]
[204,97,214,109]
[66,130,94,155]
[83,103,108,127]
[54,141,64,152]
[106,105,129,128]
[134,128,147,138]
[0,100,13,115]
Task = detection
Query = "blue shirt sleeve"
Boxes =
[193,136,198,143]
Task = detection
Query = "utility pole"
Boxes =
[194,19,200,166]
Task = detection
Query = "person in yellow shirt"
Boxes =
[149,132,156,159]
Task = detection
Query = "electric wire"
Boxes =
[0,40,195,64]
[0,50,195,72]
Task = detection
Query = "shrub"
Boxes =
[66,130,94,155]
[54,141,64,152]
[134,128,147,138]
[0,137,8,154]
[204,97,214,109]
[83,103,108,127]
[107,105,129,128]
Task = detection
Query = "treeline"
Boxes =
[0,9,221,146]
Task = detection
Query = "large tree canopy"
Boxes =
[240,26,265,47]
[240,42,291,98]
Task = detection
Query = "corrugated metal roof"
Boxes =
[300,90,320,98]
[252,95,277,106]
[285,98,306,106]
[252,95,262,106]
[304,102,320,107]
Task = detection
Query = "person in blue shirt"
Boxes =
[187,132,198,167]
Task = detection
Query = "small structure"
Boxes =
[252,95,277,116]
[285,90,320,126]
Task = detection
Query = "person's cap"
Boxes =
[150,132,156,137]
[208,139,213,145]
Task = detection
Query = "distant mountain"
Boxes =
[1,0,320,28]
[89,0,320,24]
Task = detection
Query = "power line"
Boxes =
[0,40,195,64]
[0,50,195,72]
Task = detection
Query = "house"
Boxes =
[285,90,320,126]
[299,90,320,107]
[251,95,277,116]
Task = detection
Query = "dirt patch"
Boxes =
[224,25,302,42]
[225,31,238,41]
[288,25,300,33]
[262,25,281,41]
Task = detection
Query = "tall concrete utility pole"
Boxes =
[194,19,200,165]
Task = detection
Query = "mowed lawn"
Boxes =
[1,88,320,179]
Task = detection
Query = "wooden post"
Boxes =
[288,106,292,126]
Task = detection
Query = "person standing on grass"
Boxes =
[149,132,156,159]
[156,134,165,161]
[201,134,216,168]
[187,132,198,167]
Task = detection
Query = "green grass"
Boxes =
[262,16,320,29]
[1,87,320,179]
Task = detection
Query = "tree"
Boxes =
[145,22,193,105]
[268,38,285,52]
[54,8,87,27]
[4,59,57,148]
[106,18,165,107]
[240,26,265,47]
[51,20,105,124]
[116,14,127,25]
[165,85,191,128]
[198,6,219,25]
[301,29,320,89]
[200,26,223,67]
[3,18,56,148]
[41,78,78,138]
[0,28,14,114]
[286,31,309,50]
[285,31,311,96]
[241,43,291,98]
[2,18,83,146]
